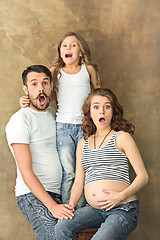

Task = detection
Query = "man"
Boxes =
[6,65,73,240]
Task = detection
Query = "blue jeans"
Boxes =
[16,192,61,240]
[55,200,139,240]
[56,122,86,208]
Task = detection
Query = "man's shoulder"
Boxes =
[47,107,56,117]
[8,107,31,122]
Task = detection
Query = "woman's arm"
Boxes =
[69,138,85,209]
[86,65,101,89]
[116,131,149,200]
[97,131,149,210]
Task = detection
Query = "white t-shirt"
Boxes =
[56,64,91,124]
[6,107,62,196]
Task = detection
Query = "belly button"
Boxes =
[92,193,95,196]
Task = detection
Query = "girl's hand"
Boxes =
[97,190,123,211]
[19,96,30,108]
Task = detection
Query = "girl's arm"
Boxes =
[19,96,30,108]
[86,65,101,89]
[69,138,85,209]
[97,131,149,210]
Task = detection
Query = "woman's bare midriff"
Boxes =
[84,180,137,209]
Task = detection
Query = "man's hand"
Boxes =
[50,204,74,220]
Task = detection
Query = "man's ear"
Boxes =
[23,85,28,95]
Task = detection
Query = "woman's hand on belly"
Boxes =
[96,190,123,211]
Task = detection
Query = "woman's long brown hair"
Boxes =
[82,88,135,139]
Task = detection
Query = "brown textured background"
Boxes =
[1,0,159,239]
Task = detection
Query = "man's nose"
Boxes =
[39,84,44,93]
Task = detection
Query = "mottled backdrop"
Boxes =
[0,0,159,239]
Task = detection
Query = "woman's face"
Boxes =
[90,95,113,130]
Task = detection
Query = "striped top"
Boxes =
[81,132,131,186]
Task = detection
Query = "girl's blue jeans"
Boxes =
[55,200,139,240]
[56,122,86,208]
[16,191,61,240]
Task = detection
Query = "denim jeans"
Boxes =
[16,191,61,240]
[56,122,86,208]
[55,200,139,240]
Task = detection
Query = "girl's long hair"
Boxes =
[51,32,101,102]
[82,88,135,139]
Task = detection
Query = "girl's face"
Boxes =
[60,35,82,66]
[90,95,113,130]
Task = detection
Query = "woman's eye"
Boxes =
[105,105,110,109]
[94,106,98,109]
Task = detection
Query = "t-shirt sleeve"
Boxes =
[6,112,30,146]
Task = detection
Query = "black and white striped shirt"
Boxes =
[81,132,131,186]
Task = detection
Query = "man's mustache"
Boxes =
[35,92,49,99]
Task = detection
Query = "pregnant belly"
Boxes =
[84,180,136,209]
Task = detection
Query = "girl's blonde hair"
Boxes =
[52,32,101,102]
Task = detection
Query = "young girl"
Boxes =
[20,32,101,208]
[55,88,149,240]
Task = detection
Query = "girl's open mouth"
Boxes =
[65,53,72,58]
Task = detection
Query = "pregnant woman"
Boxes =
[55,88,149,240]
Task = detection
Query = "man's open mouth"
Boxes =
[65,53,72,58]
[39,95,46,106]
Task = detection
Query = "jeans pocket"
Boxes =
[56,123,64,131]
[16,196,30,221]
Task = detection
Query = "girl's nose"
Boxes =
[66,44,71,49]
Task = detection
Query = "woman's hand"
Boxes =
[19,96,30,108]
[97,190,123,211]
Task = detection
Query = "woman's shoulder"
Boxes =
[116,131,132,139]
[116,131,134,148]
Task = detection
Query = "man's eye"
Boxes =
[43,82,48,85]
[32,83,36,86]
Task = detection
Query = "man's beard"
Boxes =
[29,92,52,111]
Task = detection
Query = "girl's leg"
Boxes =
[56,123,76,204]
[55,205,103,240]
[91,201,139,240]
[56,123,86,207]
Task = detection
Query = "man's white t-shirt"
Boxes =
[6,107,62,196]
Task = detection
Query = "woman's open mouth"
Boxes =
[99,117,106,124]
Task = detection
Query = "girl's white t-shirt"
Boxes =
[56,64,91,124]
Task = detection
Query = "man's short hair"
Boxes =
[22,65,52,86]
